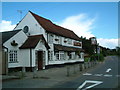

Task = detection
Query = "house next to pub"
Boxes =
[1,11,84,74]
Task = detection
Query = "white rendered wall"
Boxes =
[3,31,28,68]
[14,12,47,40]
[19,49,30,67]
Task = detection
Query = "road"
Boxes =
[2,56,119,89]
[52,56,120,89]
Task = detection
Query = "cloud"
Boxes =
[0,20,16,32]
[56,14,119,49]
[97,38,119,49]
[56,13,96,39]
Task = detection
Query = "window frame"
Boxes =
[48,51,53,61]
[55,51,65,60]
[9,50,18,63]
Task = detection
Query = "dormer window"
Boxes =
[68,39,72,45]
[64,38,67,43]
[55,35,59,43]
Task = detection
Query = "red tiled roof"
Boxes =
[30,11,81,41]
[19,35,50,49]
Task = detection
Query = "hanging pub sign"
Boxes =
[90,37,97,45]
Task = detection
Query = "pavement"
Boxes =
[2,75,20,82]
[2,60,101,88]
[2,63,93,81]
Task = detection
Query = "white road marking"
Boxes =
[94,74,103,77]
[76,80,103,90]
[106,68,112,73]
[104,74,112,77]
[83,73,92,76]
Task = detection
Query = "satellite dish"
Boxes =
[23,26,29,33]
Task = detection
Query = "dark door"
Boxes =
[37,51,43,70]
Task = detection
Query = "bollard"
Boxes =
[93,61,94,66]
[85,62,87,69]
[84,63,86,69]
[87,62,89,68]
[33,67,38,78]
[88,62,90,68]
[92,61,94,66]
[79,64,82,71]
[73,65,76,74]
[95,61,96,65]
[91,61,93,67]
[82,63,84,70]
[90,62,92,67]
[95,61,97,65]
[89,62,91,67]
[96,61,98,64]
[22,67,26,76]
[67,66,70,77]
[94,61,95,66]
[19,67,26,78]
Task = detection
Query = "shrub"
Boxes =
[90,54,104,62]
[85,57,90,62]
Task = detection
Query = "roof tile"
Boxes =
[30,11,81,41]
[19,35,50,49]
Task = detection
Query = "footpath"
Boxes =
[2,61,104,88]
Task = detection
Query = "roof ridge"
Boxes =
[29,11,52,23]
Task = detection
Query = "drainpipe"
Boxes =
[30,48,32,71]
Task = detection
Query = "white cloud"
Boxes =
[56,14,119,49]
[97,38,119,49]
[0,20,16,32]
[56,13,96,39]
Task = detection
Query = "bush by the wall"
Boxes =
[90,54,104,62]
[85,57,90,62]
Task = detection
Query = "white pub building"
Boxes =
[2,11,84,72]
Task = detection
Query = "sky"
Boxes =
[1,2,119,49]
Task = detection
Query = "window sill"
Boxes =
[9,61,19,63]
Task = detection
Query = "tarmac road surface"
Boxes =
[52,56,120,89]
